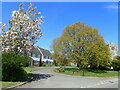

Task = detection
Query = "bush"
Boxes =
[111,60,120,71]
[42,64,46,67]
[58,67,65,72]
[19,54,32,67]
[53,60,58,66]
[2,66,28,81]
[2,52,31,81]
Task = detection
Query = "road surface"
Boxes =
[17,68,118,88]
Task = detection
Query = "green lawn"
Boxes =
[23,66,57,69]
[1,82,22,88]
[54,68,118,77]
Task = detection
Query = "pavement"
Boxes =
[16,68,118,88]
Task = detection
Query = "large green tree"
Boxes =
[111,56,120,71]
[51,22,111,69]
[51,37,69,66]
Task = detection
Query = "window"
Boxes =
[38,55,40,58]
[32,54,35,57]
[111,47,115,50]
[35,54,38,58]
[44,56,46,59]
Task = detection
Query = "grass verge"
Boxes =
[22,66,57,69]
[1,82,22,88]
[54,69,118,77]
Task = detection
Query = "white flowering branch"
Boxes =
[0,3,43,55]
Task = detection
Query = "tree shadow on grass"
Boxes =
[28,73,54,81]
[92,70,107,73]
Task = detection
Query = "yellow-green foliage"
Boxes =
[51,22,111,69]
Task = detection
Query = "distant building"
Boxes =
[108,42,118,59]
[29,46,53,66]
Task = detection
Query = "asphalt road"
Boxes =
[17,68,118,88]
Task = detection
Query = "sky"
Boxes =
[2,2,118,51]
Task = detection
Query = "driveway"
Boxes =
[17,68,118,88]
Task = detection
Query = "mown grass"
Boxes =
[1,82,22,88]
[22,66,57,69]
[54,68,118,77]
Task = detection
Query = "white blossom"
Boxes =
[0,3,43,54]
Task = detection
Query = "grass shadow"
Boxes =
[92,70,107,73]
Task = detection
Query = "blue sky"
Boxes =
[2,2,118,51]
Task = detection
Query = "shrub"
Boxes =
[53,60,58,66]
[58,67,65,72]
[2,65,28,81]
[2,52,31,81]
[111,60,120,71]
[42,64,46,67]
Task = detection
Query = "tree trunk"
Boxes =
[39,53,42,66]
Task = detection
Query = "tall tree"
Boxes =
[51,37,69,65]
[0,3,43,55]
[51,22,111,69]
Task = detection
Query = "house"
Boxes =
[108,42,118,59]
[29,46,53,66]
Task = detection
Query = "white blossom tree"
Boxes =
[0,3,43,55]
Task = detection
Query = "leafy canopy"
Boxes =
[51,22,111,69]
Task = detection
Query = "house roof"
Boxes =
[29,46,51,56]
[30,46,40,54]
[37,46,51,56]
